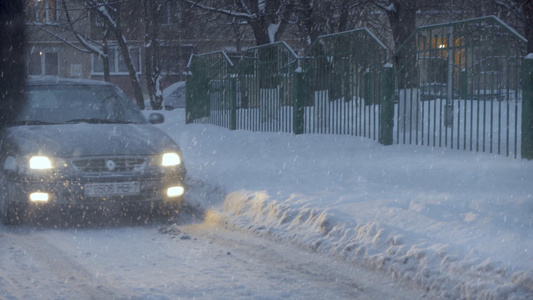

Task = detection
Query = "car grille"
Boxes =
[72,157,147,173]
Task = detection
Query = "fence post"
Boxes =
[185,72,193,124]
[293,66,305,135]
[459,69,467,99]
[380,63,394,145]
[364,69,372,106]
[522,54,533,159]
[230,77,237,130]
[343,58,351,102]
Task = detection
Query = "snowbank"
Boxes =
[155,109,533,299]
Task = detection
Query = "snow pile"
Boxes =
[222,190,532,299]
[154,109,533,299]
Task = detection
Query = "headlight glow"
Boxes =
[161,152,181,166]
[167,186,185,197]
[29,192,49,203]
[29,156,52,170]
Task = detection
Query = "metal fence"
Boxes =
[186,16,529,159]
[392,16,527,158]
[186,51,236,128]
[236,42,299,132]
[300,28,388,138]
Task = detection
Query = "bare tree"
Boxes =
[30,0,143,103]
[495,0,533,53]
[179,0,295,46]
[59,0,113,82]
[372,0,418,88]
[143,0,163,110]
[86,0,146,109]
[293,0,367,47]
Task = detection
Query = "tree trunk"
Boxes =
[115,29,145,109]
[387,0,418,88]
[103,28,111,82]
[96,2,145,109]
[143,0,163,110]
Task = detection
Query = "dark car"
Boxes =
[0,78,186,225]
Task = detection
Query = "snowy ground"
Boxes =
[156,108,533,299]
[2,213,420,300]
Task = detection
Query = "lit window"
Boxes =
[34,0,58,23]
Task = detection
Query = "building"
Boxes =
[23,0,254,100]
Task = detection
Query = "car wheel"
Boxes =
[0,181,24,225]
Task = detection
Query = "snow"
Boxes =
[258,0,266,15]
[155,108,533,299]
[268,22,280,43]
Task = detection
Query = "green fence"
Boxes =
[186,16,530,159]
[391,16,527,158]
[236,42,299,132]
[301,28,388,138]
[186,51,236,128]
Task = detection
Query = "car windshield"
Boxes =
[15,84,147,125]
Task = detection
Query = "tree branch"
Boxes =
[33,24,94,54]
[179,0,257,19]
[61,0,106,56]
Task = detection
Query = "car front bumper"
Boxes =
[4,172,186,210]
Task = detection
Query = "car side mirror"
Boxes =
[148,113,165,124]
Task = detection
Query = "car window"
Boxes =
[17,85,147,125]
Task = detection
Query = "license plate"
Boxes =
[84,182,141,197]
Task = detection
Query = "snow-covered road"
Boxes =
[0,207,421,299]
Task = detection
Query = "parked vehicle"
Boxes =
[163,81,186,110]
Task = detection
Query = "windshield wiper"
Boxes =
[11,120,59,126]
[65,118,134,124]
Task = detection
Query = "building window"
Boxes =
[29,50,59,76]
[92,47,142,75]
[162,0,181,26]
[29,0,58,23]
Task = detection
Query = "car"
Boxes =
[145,81,186,110]
[163,81,186,110]
[0,77,187,225]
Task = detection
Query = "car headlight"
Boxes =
[29,156,53,170]
[161,152,181,166]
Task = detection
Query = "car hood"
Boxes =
[5,123,180,158]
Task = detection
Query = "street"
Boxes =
[0,209,422,300]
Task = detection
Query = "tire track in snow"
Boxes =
[0,227,123,300]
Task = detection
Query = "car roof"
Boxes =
[26,77,115,87]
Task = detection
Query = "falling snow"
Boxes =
[157,108,533,299]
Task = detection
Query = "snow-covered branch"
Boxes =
[495,0,523,15]
[238,0,252,15]
[60,0,106,56]
[373,1,396,14]
[179,0,257,19]
[33,24,94,54]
